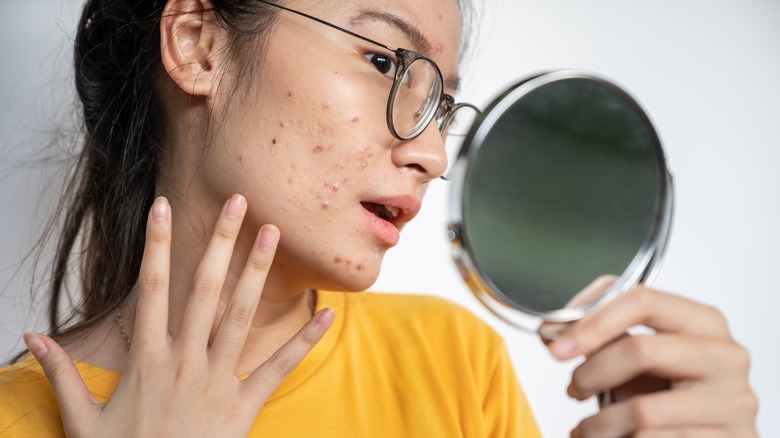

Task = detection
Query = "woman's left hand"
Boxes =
[546,287,758,437]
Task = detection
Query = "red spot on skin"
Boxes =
[272,137,278,145]
[356,263,364,271]
[352,116,359,123]
[287,91,293,98]
[313,145,324,153]
[331,183,339,192]
[321,202,329,210]
[334,256,342,264]
[341,178,348,184]
[345,259,352,266]
[280,121,286,128]
[368,153,374,158]
[360,162,367,169]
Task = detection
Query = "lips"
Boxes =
[360,196,421,246]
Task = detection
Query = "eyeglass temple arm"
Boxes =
[257,0,398,53]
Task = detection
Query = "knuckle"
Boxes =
[270,353,296,378]
[702,304,729,330]
[138,272,167,294]
[627,398,658,429]
[730,344,752,374]
[633,286,657,310]
[248,252,273,272]
[192,276,220,299]
[625,335,655,368]
[224,301,252,328]
[43,357,68,384]
[213,223,237,241]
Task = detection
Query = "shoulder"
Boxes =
[0,356,63,436]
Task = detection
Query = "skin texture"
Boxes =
[22,0,757,436]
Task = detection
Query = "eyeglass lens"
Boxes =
[391,58,442,138]
[442,104,480,179]
[389,56,479,179]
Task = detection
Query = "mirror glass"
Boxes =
[448,71,673,328]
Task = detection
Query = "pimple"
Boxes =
[334,256,343,264]
[352,116,359,123]
[287,91,293,98]
[272,137,278,145]
[321,201,330,210]
[313,145,324,153]
[280,121,287,128]
[355,263,364,271]
[331,183,339,192]
[360,162,367,169]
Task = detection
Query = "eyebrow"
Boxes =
[351,10,462,93]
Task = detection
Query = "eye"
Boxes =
[365,52,397,79]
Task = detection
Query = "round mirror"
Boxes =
[447,70,674,332]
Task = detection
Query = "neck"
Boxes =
[155,192,316,375]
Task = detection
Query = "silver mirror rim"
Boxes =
[447,69,674,327]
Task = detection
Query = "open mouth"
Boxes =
[361,202,401,224]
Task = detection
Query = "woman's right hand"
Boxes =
[23,195,334,437]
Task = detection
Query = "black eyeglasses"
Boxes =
[258,0,480,178]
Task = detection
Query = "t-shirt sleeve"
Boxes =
[482,341,542,438]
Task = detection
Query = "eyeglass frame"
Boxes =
[256,0,476,143]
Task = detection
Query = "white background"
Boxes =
[1,1,778,436]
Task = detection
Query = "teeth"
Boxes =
[385,205,400,218]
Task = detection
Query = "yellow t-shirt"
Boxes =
[0,291,540,437]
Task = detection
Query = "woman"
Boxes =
[0,0,757,436]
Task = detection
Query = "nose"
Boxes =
[390,121,447,181]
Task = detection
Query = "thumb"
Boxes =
[23,333,100,425]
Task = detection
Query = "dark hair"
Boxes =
[24,0,474,355]
[32,0,284,350]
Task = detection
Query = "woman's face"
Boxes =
[198,0,462,292]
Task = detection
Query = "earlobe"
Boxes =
[160,0,221,96]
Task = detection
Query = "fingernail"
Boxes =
[23,333,48,359]
[258,225,279,250]
[314,307,335,328]
[225,194,246,219]
[551,335,577,359]
[538,322,568,344]
[153,197,169,222]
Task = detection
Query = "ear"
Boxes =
[160,0,223,96]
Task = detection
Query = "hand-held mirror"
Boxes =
[447,71,674,333]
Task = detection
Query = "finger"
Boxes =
[23,333,99,430]
[549,287,732,360]
[632,427,756,438]
[538,275,617,342]
[210,225,279,369]
[573,387,756,437]
[569,334,749,400]
[243,308,335,404]
[133,196,172,349]
[177,194,247,346]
